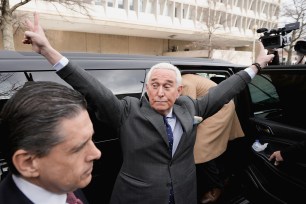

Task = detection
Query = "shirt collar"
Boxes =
[165,108,174,118]
[12,174,67,204]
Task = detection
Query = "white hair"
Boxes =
[145,62,182,87]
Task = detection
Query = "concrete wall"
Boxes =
[2,29,252,65]
[212,50,252,66]
[164,49,252,65]
[7,29,171,55]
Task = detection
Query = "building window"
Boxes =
[118,0,124,9]
[129,0,135,10]
[107,0,113,7]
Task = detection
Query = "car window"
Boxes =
[0,72,27,99]
[0,70,145,97]
[248,74,280,110]
[248,71,306,129]
[0,69,146,142]
[88,70,145,95]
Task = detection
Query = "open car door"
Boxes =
[236,64,306,203]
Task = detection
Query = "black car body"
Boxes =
[0,50,306,203]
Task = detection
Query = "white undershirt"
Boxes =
[12,174,67,204]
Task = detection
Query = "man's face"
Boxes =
[33,109,101,194]
[146,68,182,116]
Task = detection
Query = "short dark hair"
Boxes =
[0,81,87,175]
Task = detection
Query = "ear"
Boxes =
[12,149,39,178]
[177,85,183,98]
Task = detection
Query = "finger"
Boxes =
[257,40,264,49]
[34,12,39,32]
[25,19,34,30]
[22,34,32,43]
[274,161,279,166]
[24,31,34,38]
[268,54,275,62]
[259,43,267,55]
[256,41,264,51]
[22,39,32,44]
[269,153,275,161]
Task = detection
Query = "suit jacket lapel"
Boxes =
[173,104,192,133]
[172,104,193,158]
[140,96,170,147]
[140,95,194,154]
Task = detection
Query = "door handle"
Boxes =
[256,124,273,135]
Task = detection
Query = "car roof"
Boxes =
[0,50,245,72]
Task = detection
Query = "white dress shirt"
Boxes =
[12,174,67,204]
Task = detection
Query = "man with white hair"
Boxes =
[23,13,274,204]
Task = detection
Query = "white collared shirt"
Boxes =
[12,174,67,204]
[165,109,183,156]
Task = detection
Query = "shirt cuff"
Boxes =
[244,67,256,79]
[53,57,69,71]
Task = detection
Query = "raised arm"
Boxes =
[195,41,274,120]
[23,12,126,127]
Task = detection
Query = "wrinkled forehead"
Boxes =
[149,68,177,81]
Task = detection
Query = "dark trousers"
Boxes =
[196,158,225,202]
[195,137,252,203]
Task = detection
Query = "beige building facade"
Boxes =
[3,0,280,65]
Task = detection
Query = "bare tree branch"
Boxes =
[281,0,306,64]
[0,0,92,50]
[10,0,31,13]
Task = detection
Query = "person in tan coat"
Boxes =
[182,74,245,203]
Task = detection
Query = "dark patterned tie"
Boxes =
[163,116,174,155]
[66,192,83,204]
[163,116,175,204]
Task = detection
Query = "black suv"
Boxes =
[1,50,306,204]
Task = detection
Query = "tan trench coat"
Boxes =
[182,74,245,164]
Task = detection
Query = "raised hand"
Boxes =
[256,41,275,69]
[23,12,63,65]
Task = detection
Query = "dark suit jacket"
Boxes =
[282,140,306,162]
[0,173,88,204]
[57,62,251,204]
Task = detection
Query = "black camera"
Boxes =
[257,22,300,49]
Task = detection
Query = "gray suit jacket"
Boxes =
[57,62,251,204]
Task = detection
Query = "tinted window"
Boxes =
[248,71,306,129]
[0,73,27,99]
[88,70,145,96]
[3,69,146,97]
[0,69,146,142]
[248,74,280,109]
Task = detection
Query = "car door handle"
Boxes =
[256,124,273,135]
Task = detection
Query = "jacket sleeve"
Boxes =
[196,70,251,119]
[281,141,306,162]
[56,61,128,127]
